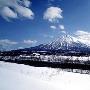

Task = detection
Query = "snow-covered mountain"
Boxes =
[1,34,90,55]
[31,34,90,52]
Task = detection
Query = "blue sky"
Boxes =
[0,0,89,50]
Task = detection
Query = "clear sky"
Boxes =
[0,0,89,50]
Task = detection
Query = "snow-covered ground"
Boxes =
[0,61,90,90]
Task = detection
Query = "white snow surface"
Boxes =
[0,61,90,90]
